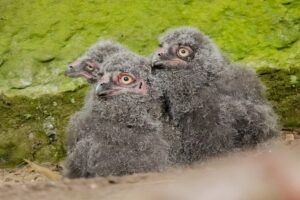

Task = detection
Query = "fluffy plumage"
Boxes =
[65,86,99,152]
[65,40,128,151]
[65,40,128,83]
[65,52,171,178]
[151,27,279,163]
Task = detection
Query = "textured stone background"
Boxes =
[0,0,299,166]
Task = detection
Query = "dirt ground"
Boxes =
[1,130,299,200]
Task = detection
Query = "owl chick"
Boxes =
[64,40,127,83]
[65,40,129,151]
[151,27,279,163]
[64,52,171,178]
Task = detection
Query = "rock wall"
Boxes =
[0,0,299,166]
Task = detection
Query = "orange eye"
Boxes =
[119,73,135,85]
[177,47,190,58]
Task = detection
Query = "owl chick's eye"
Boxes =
[119,73,135,85]
[85,63,95,72]
[177,47,190,58]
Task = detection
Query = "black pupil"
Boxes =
[123,76,129,81]
[181,49,186,53]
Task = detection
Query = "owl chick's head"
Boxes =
[65,40,126,83]
[151,27,223,70]
[65,56,103,83]
[95,52,150,98]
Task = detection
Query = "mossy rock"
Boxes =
[258,66,300,128]
[0,0,299,166]
[0,86,88,167]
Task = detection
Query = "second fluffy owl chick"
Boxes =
[65,52,170,178]
[65,40,129,151]
[65,40,128,83]
[151,27,279,163]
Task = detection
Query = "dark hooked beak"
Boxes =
[152,60,165,69]
[64,65,79,77]
[151,54,165,68]
[95,83,112,97]
[151,48,168,69]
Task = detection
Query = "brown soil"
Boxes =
[0,131,299,200]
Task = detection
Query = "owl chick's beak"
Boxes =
[151,48,168,68]
[65,60,83,77]
[95,84,105,96]
[96,83,112,97]
[151,54,165,69]
[96,74,113,97]
[65,65,94,80]
[64,65,77,77]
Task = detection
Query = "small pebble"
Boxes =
[89,183,98,189]
[4,177,13,182]
[285,134,295,142]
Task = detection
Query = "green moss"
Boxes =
[0,0,299,97]
[258,67,300,128]
[0,0,299,166]
[0,86,88,167]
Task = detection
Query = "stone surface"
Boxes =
[0,0,299,166]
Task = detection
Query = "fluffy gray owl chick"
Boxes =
[65,52,171,178]
[151,27,279,163]
[65,88,98,153]
[65,40,127,83]
[65,40,128,151]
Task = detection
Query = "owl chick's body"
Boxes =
[65,40,129,151]
[65,88,97,152]
[216,65,279,148]
[151,27,279,163]
[65,52,171,178]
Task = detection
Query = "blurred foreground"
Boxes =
[0,135,300,200]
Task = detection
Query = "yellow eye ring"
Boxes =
[177,47,190,58]
[85,64,94,72]
[119,73,135,85]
